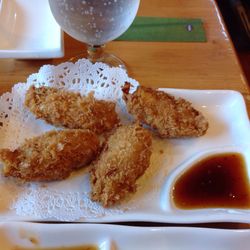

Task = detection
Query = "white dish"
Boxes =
[0,88,250,223]
[0,222,250,250]
[0,0,63,58]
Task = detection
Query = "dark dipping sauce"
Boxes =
[172,152,250,209]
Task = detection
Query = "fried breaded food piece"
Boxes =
[122,83,208,138]
[90,124,152,207]
[0,129,100,181]
[25,86,119,134]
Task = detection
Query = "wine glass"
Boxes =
[48,0,140,68]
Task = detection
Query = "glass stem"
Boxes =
[87,45,105,63]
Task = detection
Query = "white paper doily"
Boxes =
[0,59,139,150]
[0,59,146,221]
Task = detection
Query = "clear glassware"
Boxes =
[49,0,140,68]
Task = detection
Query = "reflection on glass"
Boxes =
[49,0,140,68]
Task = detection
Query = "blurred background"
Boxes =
[217,0,250,84]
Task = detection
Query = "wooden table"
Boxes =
[0,0,249,228]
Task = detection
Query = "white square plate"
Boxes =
[0,0,63,58]
[0,222,250,250]
[0,88,249,223]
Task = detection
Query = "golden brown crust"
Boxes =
[90,124,152,207]
[122,83,209,138]
[25,86,120,134]
[0,129,100,181]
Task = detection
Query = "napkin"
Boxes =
[116,16,206,42]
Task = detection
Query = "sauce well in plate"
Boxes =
[172,152,250,209]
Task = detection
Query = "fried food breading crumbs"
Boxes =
[122,83,209,138]
[90,124,152,207]
[25,86,120,134]
[0,129,100,181]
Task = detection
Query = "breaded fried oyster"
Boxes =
[90,124,152,207]
[122,83,208,138]
[25,86,119,134]
[0,129,100,181]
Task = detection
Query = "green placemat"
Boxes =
[116,16,206,42]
